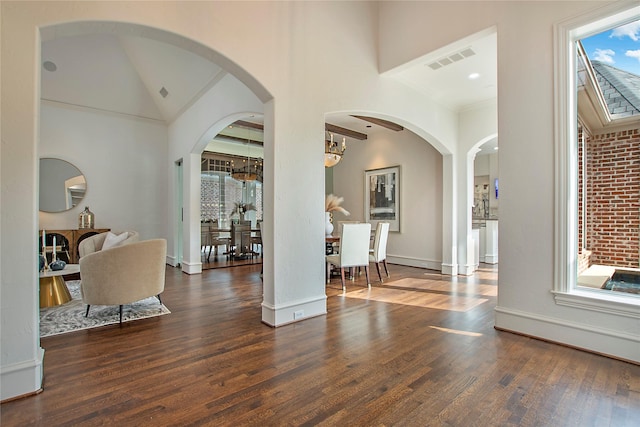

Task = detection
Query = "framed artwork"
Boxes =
[365,166,400,232]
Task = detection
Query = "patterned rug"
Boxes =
[40,281,170,338]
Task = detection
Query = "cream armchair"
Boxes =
[79,231,139,258]
[79,239,167,324]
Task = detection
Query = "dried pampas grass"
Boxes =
[325,194,350,216]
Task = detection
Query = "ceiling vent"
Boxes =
[427,47,476,70]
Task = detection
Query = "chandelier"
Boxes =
[231,131,262,181]
[231,163,260,181]
[325,132,346,168]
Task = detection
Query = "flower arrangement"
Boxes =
[325,194,350,216]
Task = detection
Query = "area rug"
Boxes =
[40,281,170,337]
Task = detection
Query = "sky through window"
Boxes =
[580,19,640,75]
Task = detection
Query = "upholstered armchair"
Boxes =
[79,238,167,323]
[79,231,139,258]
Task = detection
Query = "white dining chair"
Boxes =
[369,222,390,282]
[333,221,360,254]
[326,223,371,291]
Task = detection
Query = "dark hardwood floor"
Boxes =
[201,247,262,270]
[2,263,639,426]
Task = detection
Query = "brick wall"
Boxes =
[578,126,586,256]
[584,128,639,268]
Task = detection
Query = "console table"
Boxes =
[40,228,109,264]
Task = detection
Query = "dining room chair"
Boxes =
[337,220,360,234]
[201,222,212,259]
[209,224,231,260]
[258,221,264,278]
[326,223,371,291]
[251,221,263,256]
[369,222,390,282]
[333,221,360,254]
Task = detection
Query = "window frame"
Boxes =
[552,2,640,318]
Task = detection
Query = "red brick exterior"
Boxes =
[581,128,639,269]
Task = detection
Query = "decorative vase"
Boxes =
[49,259,66,271]
[79,206,95,229]
[325,212,334,236]
[39,254,46,272]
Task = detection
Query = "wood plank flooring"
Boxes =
[201,248,262,270]
[2,264,639,426]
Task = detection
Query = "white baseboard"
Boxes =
[386,255,442,272]
[484,254,498,264]
[181,260,202,275]
[0,348,44,402]
[441,263,458,276]
[261,295,327,327]
[459,263,477,276]
[166,255,178,267]
[495,305,640,363]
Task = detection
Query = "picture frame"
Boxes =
[364,166,400,232]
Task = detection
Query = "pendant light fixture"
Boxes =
[324,132,346,168]
[231,126,261,182]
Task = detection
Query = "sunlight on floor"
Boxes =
[429,326,483,337]
[343,287,488,312]
[389,277,498,297]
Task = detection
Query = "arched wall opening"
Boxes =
[37,19,274,321]
[185,112,266,272]
[325,111,455,274]
[467,134,499,273]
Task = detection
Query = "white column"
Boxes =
[180,152,203,275]
[457,148,480,275]
[441,154,458,275]
[260,101,327,326]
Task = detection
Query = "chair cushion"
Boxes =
[102,231,130,250]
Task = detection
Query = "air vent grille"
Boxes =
[427,47,476,71]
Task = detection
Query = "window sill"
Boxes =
[552,288,640,319]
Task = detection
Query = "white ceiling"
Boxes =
[41,33,223,122]
[41,30,497,154]
[390,31,497,112]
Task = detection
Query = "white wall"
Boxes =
[332,128,443,270]
[380,0,639,362]
[456,101,498,274]
[39,102,168,240]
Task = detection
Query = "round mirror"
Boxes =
[39,158,87,213]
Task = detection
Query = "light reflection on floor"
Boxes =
[387,277,498,297]
[343,287,488,312]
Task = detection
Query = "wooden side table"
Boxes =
[39,264,80,308]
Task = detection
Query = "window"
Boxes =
[553,3,640,316]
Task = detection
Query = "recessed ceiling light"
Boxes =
[43,61,57,72]
[494,146,499,150]
[468,73,480,80]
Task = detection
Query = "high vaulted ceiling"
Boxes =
[41,30,497,152]
[41,33,224,123]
